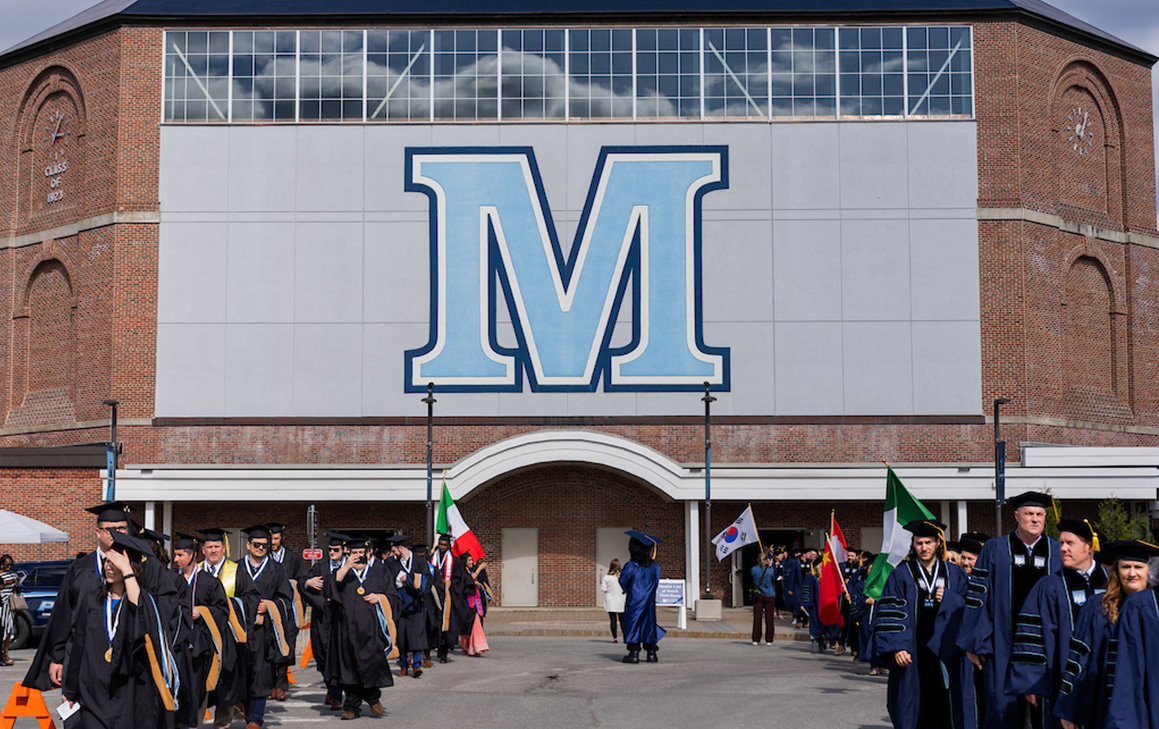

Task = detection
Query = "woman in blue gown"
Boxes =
[619,530,665,664]
[1055,540,1159,729]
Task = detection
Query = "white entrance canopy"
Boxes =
[0,509,69,543]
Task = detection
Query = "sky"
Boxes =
[0,0,1157,200]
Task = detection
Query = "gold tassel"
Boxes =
[1084,519,1100,552]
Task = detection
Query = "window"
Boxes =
[703,28,769,120]
[162,26,974,124]
[299,30,365,121]
[231,31,297,122]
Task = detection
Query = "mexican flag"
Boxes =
[864,466,934,600]
[818,513,849,627]
[435,481,486,561]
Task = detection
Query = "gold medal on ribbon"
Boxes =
[104,647,113,663]
[356,586,365,595]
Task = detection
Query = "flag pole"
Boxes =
[749,504,763,555]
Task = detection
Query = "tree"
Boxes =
[1094,498,1151,542]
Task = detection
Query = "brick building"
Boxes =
[0,0,1156,607]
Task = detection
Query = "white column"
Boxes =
[144,501,157,530]
[957,501,969,538]
[686,500,700,615]
[940,500,950,532]
[162,502,174,540]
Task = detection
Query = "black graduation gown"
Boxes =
[234,558,295,699]
[204,559,260,708]
[24,551,106,690]
[174,570,230,728]
[63,587,177,729]
[300,560,340,683]
[1106,587,1159,729]
[430,550,470,639]
[395,555,432,655]
[272,548,308,670]
[325,564,398,689]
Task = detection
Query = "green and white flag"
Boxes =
[864,466,935,600]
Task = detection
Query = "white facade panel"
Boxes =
[158,120,980,417]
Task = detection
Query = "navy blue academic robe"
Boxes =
[1054,596,1116,729]
[1106,587,1159,729]
[957,535,1061,729]
[846,574,865,656]
[619,560,665,647]
[875,560,976,729]
[1008,566,1108,729]
[783,560,803,614]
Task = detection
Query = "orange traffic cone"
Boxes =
[287,665,296,685]
[1,682,55,729]
[299,638,314,668]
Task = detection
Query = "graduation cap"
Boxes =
[326,531,350,547]
[946,541,961,553]
[412,544,429,557]
[959,531,990,556]
[1008,491,1052,510]
[172,532,201,552]
[1106,539,1159,564]
[265,523,287,534]
[436,532,453,544]
[624,530,661,545]
[109,530,153,562]
[904,519,947,540]
[197,527,232,557]
[347,534,374,550]
[86,501,134,523]
[1058,519,1101,551]
[240,524,272,541]
[140,528,170,544]
[384,533,408,546]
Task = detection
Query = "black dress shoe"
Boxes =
[622,650,640,664]
[645,650,658,663]
[439,656,449,664]
[413,667,423,678]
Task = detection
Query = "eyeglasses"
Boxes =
[250,542,269,549]
[328,546,343,552]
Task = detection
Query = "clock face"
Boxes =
[1066,106,1096,156]
[42,109,69,161]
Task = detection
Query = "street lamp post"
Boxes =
[103,399,119,502]
[702,382,716,599]
[994,397,1010,537]
[423,383,437,546]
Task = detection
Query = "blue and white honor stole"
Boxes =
[246,556,269,581]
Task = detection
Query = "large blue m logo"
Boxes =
[404,146,730,393]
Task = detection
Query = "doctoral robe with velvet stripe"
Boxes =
[1106,587,1159,729]
[234,557,295,699]
[957,534,1061,729]
[619,559,665,646]
[1054,596,1117,729]
[1008,566,1108,729]
[874,559,975,729]
[325,563,397,689]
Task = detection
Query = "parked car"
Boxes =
[11,560,70,650]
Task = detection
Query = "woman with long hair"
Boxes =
[0,555,19,665]
[602,559,626,642]
[62,530,179,728]
[460,553,491,656]
[1055,540,1159,729]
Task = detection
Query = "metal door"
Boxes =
[501,528,538,606]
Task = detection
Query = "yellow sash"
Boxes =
[198,559,239,598]
[194,606,224,691]
[289,579,306,628]
[226,598,248,643]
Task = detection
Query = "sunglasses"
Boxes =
[250,541,269,549]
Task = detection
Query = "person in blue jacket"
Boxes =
[1008,519,1108,729]
[619,530,665,664]
[957,491,1062,729]
[1054,539,1159,729]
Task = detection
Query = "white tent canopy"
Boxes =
[0,509,68,544]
